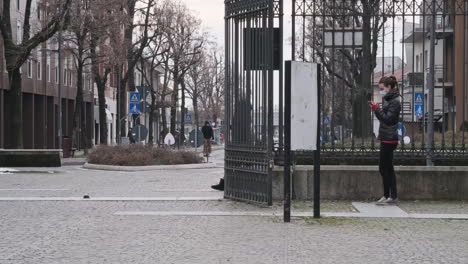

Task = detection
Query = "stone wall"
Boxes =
[273,166,468,200]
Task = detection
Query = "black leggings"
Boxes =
[379,142,398,199]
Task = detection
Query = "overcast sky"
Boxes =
[180,1,404,60]
[180,0,225,45]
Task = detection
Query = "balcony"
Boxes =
[434,65,454,88]
[402,15,454,43]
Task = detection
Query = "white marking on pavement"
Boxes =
[0,189,69,191]
[115,211,279,217]
[352,202,409,218]
[0,197,224,201]
[114,210,468,220]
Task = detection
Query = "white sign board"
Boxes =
[164,133,175,145]
[290,62,319,151]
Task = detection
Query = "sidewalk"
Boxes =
[0,162,467,263]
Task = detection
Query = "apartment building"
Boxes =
[0,0,94,149]
[402,0,468,131]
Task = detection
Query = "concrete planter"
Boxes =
[0,149,62,167]
[273,166,468,200]
[83,162,218,171]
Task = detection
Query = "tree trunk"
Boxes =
[8,68,24,149]
[352,13,373,139]
[193,96,199,130]
[161,68,169,134]
[73,62,84,150]
[180,80,186,142]
[119,77,127,140]
[170,69,179,134]
[148,72,156,146]
[97,81,108,145]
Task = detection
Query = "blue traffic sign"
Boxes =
[397,122,406,140]
[414,93,423,104]
[129,92,140,114]
[415,104,423,117]
[414,92,424,117]
[185,114,192,122]
[129,102,140,114]
[129,92,140,103]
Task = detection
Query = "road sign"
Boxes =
[129,92,140,114]
[414,92,424,117]
[415,104,423,117]
[414,93,423,104]
[129,92,140,103]
[185,114,192,122]
[397,122,406,140]
[129,102,140,114]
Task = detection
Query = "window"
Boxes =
[415,55,420,72]
[37,61,42,80]
[47,64,50,82]
[69,70,72,86]
[16,21,22,44]
[63,69,67,85]
[55,67,58,84]
[37,8,41,20]
[17,0,20,10]
[27,60,32,78]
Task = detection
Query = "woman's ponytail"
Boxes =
[379,75,399,94]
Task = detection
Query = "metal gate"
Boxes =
[224,0,283,205]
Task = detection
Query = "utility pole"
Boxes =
[426,0,436,166]
[57,25,63,150]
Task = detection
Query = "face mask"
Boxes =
[380,91,387,97]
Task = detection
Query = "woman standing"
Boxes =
[368,76,401,205]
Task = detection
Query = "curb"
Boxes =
[83,162,219,171]
[62,159,87,166]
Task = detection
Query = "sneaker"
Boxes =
[211,178,224,191]
[376,196,387,204]
[385,198,399,205]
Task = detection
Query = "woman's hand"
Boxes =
[368,101,378,112]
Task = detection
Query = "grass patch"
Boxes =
[88,145,203,166]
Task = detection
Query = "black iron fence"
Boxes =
[292,0,468,164]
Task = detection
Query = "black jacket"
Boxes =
[202,125,214,140]
[375,91,401,141]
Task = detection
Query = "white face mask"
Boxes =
[380,91,387,97]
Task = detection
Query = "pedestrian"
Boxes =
[368,76,401,205]
[128,128,136,144]
[201,121,214,157]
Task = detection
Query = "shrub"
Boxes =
[88,145,203,166]
[462,121,468,132]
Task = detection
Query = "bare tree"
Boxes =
[186,50,209,132]
[165,3,204,140]
[88,0,126,145]
[136,1,173,145]
[0,0,72,148]
[117,0,156,139]
[198,46,225,126]
[302,0,387,138]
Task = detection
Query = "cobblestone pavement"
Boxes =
[0,201,467,264]
[1,148,468,263]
